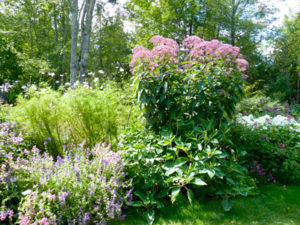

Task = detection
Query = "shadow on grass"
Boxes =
[120,185,300,225]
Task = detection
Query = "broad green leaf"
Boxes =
[192,177,207,186]
[171,187,181,203]
[199,169,215,178]
[130,201,143,207]
[187,189,194,205]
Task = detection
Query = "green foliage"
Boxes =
[268,12,300,103]
[135,60,244,132]
[120,125,255,216]
[236,94,282,116]
[8,83,141,156]
[227,123,300,184]
[90,13,132,81]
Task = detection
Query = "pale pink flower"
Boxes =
[182,36,203,49]
[236,59,249,71]
[130,49,153,67]
[48,194,56,201]
[151,45,178,61]
[132,45,148,55]
[149,35,164,45]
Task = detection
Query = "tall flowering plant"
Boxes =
[130,35,249,131]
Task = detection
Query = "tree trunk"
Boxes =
[297,69,300,104]
[70,0,79,86]
[54,13,59,44]
[28,21,34,58]
[230,0,236,46]
[79,0,96,82]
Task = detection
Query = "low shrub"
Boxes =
[0,143,132,224]
[8,82,141,156]
[228,115,300,184]
[120,125,255,222]
[236,94,299,119]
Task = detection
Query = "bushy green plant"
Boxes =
[130,36,248,132]
[227,122,300,184]
[0,143,131,224]
[8,82,141,156]
[236,94,282,116]
[120,125,255,222]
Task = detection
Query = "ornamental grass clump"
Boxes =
[8,82,140,156]
[130,35,249,131]
[0,142,132,224]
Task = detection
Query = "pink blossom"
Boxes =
[151,45,178,61]
[130,49,153,67]
[236,59,249,71]
[132,45,148,55]
[48,194,56,201]
[149,36,179,51]
[279,143,285,148]
[162,38,179,52]
[40,217,50,225]
[149,35,165,45]
[8,210,13,216]
[182,36,203,49]
[24,149,29,155]
[0,212,7,221]
[19,215,30,225]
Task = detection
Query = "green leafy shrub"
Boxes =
[227,122,300,184]
[121,36,254,222]
[236,94,282,116]
[120,125,255,219]
[0,143,131,224]
[8,83,141,156]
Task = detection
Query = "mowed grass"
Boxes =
[121,184,300,225]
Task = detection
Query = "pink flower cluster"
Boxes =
[150,35,179,51]
[130,35,249,77]
[182,36,203,49]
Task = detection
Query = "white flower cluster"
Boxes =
[237,114,300,132]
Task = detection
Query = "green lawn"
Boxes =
[121,185,300,225]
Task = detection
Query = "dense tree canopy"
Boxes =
[0,0,299,103]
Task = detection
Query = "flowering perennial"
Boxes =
[130,35,249,77]
[0,142,131,224]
